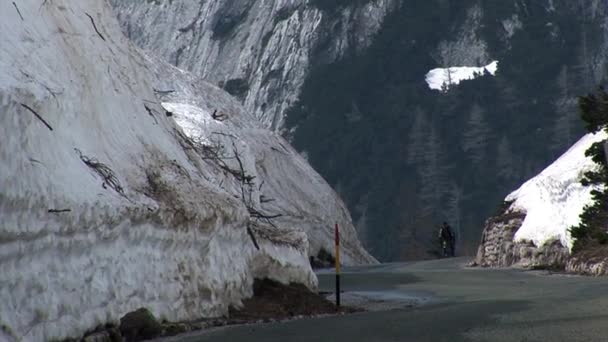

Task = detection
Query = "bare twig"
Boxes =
[153,88,175,95]
[260,195,275,204]
[249,208,282,220]
[13,2,24,21]
[20,104,53,131]
[19,70,63,104]
[211,131,237,139]
[29,157,43,165]
[84,12,106,41]
[247,224,260,250]
[48,209,71,214]
[75,148,126,198]
[179,133,284,227]
[212,109,227,121]
[144,104,159,124]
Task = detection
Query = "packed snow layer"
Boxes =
[507,132,608,250]
[425,61,499,91]
[155,82,376,265]
[0,0,371,340]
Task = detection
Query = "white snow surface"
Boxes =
[0,1,373,340]
[507,132,608,250]
[425,61,499,91]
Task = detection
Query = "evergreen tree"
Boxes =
[419,127,449,215]
[445,182,463,252]
[462,103,490,165]
[552,66,578,155]
[406,107,429,165]
[496,135,517,184]
[570,86,608,252]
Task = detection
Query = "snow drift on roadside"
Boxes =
[0,1,371,340]
[507,132,607,250]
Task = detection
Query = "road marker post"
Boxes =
[335,223,340,308]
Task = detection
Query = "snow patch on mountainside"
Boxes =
[507,132,607,249]
[426,61,499,91]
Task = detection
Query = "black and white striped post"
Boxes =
[335,222,340,307]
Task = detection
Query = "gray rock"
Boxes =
[475,205,569,269]
[119,308,162,342]
[110,0,399,131]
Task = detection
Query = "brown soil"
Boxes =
[229,278,359,321]
[75,279,359,341]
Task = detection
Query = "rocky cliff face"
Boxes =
[474,209,569,269]
[110,0,399,131]
[474,132,607,270]
[0,1,373,340]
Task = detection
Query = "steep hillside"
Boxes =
[285,0,608,260]
[0,1,372,340]
[110,0,398,130]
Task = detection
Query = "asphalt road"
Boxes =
[171,258,608,341]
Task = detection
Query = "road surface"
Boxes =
[170,258,608,341]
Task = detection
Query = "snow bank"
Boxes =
[0,0,371,340]
[153,76,376,265]
[425,61,499,91]
[507,132,607,250]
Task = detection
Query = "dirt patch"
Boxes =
[229,278,359,321]
[72,279,359,341]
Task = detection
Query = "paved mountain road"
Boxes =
[172,258,608,341]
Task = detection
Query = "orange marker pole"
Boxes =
[335,223,340,307]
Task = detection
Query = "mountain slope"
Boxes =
[0,1,372,340]
[285,0,608,260]
[110,0,398,130]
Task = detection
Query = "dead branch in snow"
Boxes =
[178,132,286,246]
[144,104,159,124]
[260,195,275,204]
[153,88,175,95]
[211,131,237,139]
[13,2,24,21]
[247,224,260,250]
[48,209,71,214]
[20,104,53,131]
[85,12,106,41]
[212,109,227,121]
[19,70,63,104]
[75,148,126,198]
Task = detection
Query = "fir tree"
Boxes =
[569,86,608,252]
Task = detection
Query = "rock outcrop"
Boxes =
[474,132,607,270]
[110,0,399,130]
[475,208,569,269]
